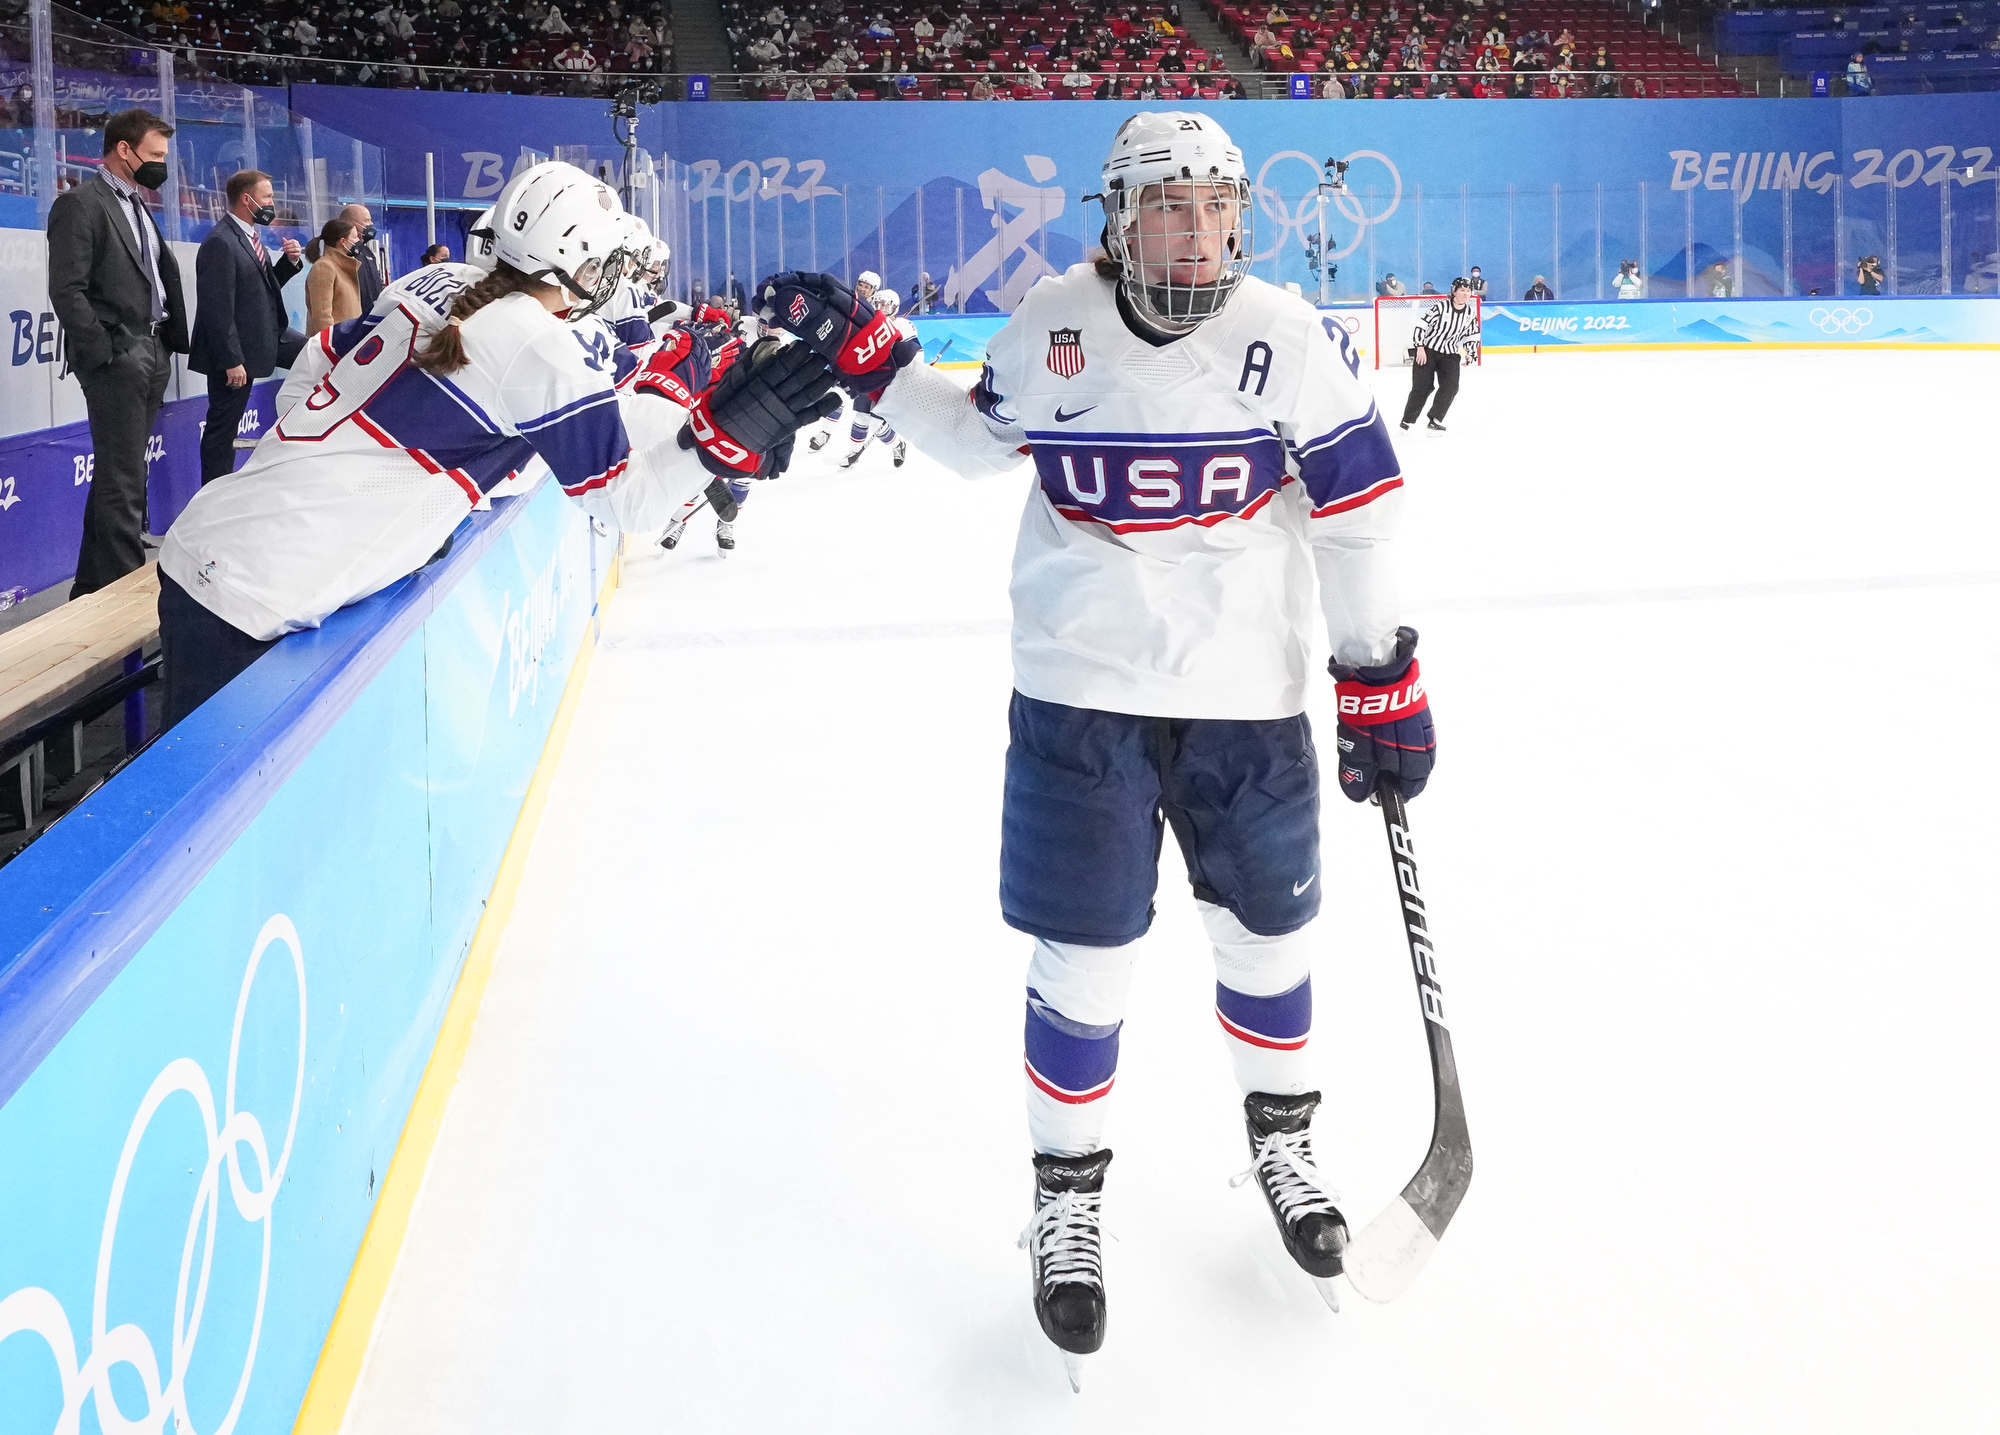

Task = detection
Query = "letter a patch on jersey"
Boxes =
[1046,327,1085,380]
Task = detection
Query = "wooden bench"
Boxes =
[0,563,161,824]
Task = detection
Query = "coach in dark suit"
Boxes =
[47,108,189,597]
[190,169,305,484]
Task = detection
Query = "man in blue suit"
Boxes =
[189,169,305,483]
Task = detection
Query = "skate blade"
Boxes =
[1062,1352,1085,1394]
[1314,1276,1342,1314]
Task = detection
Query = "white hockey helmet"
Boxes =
[642,235,671,285]
[491,161,628,318]
[871,287,900,318]
[855,269,881,299]
[1094,111,1253,335]
[465,205,499,272]
[614,211,650,276]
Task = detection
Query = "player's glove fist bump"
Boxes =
[756,270,921,400]
[679,337,842,479]
[1329,626,1435,802]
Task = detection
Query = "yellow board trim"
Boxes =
[291,541,622,1435]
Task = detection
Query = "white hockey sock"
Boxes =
[1022,936,1138,1157]
[1201,901,1316,1098]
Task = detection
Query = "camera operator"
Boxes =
[1856,255,1885,295]
[1613,259,1643,300]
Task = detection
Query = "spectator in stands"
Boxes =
[1856,254,1885,294]
[833,77,858,99]
[289,14,319,51]
[542,5,572,35]
[1524,275,1554,299]
[1161,46,1186,72]
[1465,267,1486,295]
[306,221,364,335]
[1846,53,1873,94]
[867,13,894,39]
[1063,62,1094,91]
[1253,21,1279,51]
[557,40,599,91]
[1483,20,1507,47]
[1219,76,1246,98]
[190,169,304,486]
[1705,261,1734,298]
[1321,71,1347,97]
[1376,272,1406,295]
[47,108,190,597]
[1613,259,1643,299]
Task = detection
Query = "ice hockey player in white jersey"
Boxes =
[158,161,840,729]
[757,112,1439,1387]
[832,288,919,470]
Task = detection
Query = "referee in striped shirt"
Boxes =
[1400,277,1479,432]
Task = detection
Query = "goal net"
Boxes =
[1372,295,1483,369]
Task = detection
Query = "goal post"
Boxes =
[1372,295,1483,369]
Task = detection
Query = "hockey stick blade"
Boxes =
[1345,781,1473,1304]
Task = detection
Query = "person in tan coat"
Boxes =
[304,219,363,335]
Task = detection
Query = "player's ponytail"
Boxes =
[413,263,549,375]
[1091,225,1122,284]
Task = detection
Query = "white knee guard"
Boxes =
[1201,901,1317,1097]
[1023,937,1139,1156]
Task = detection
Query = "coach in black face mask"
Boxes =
[46,107,191,595]
[338,202,385,308]
[190,168,305,484]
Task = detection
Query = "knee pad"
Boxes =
[1200,900,1312,998]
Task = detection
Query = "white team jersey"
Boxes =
[880,264,1404,720]
[164,263,703,640]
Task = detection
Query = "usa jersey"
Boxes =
[880,264,1405,721]
[164,265,705,640]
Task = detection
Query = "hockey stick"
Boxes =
[1342,779,1474,1304]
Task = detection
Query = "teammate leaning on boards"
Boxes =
[156,161,839,730]
[758,112,1437,1387]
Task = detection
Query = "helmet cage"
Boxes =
[1096,171,1254,335]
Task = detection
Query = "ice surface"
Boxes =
[343,348,2000,1435]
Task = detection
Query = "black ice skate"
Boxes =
[840,446,864,469]
[714,519,735,554]
[808,429,832,451]
[892,439,908,468]
[1233,1092,1349,1312]
[659,517,686,551]
[1427,418,1447,432]
[1399,419,1413,430]
[1018,1149,1111,1392]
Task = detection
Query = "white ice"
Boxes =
[344,348,2000,1435]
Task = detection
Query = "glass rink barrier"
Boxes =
[657,152,2000,314]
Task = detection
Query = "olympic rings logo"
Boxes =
[0,915,308,1435]
[1250,149,1403,266]
[1808,306,1874,334]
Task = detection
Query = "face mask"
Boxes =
[132,158,169,190]
[250,202,276,225]
[357,224,377,244]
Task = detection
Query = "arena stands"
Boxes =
[61,0,677,97]
[1714,2,2000,95]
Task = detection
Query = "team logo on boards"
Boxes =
[1046,328,1085,379]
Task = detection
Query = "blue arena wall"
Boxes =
[0,476,611,1435]
[270,91,2000,303]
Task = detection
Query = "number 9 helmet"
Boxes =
[491,161,627,320]
[1094,110,1253,336]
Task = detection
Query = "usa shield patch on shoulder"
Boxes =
[1046,328,1085,379]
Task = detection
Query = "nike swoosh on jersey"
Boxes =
[1293,875,1317,896]
[1053,405,1098,423]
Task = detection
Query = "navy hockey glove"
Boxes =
[755,270,921,400]
[678,337,842,479]
[1329,626,1435,802]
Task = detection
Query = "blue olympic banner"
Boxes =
[272,89,2000,311]
[909,293,2000,369]
[1478,293,2000,349]
[0,474,608,1435]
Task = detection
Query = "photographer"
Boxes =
[1856,255,1885,295]
[1613,259,1643,300]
